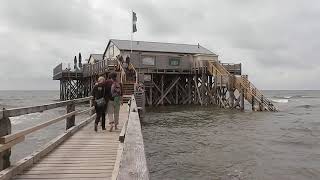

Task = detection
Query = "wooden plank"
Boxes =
[112,143,124,180]
[29,166,114,171]
[117,98,149,180]
[0,108,94,145]
[0,110,78,144]
[14,178,107,180]
[0,136,25,153]
[4,97,92,118]
[119,118,129,143]
[14,173,110,179]
[22,169,113,174]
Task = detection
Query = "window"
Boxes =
[142,56,155,66]
[169,58,180,66]
[109,45,114,57]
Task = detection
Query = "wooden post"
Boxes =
[260,95,264,111]
[188,76,192,104]
[240,89,245,111]
[66,102,75,130]
[149,87,153,106]
[214,75,217,105]
[161,75,164,105]
[0,108,11,170]
[201,73,205,105]
[229,89,235,108]
[175,80,179,104]
[252,97,255,111]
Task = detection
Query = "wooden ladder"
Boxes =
[207,61,277,111]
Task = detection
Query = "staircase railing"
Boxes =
[236,76,277,111]
[207,61,277,111]
[115,59,127,84]
[130,64,138,84]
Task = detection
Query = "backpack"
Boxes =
[111,81,121,98]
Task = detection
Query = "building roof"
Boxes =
[109,39,216,55]
[90,54,103,61]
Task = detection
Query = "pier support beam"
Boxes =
[240,89,245,111]
[0,109,11,170]
[66,102,75,130]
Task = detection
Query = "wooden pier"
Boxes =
[0,96,149,180]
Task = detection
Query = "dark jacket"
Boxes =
[104,79,113,100]
[92,83,106,100]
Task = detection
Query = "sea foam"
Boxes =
[270,99,289,103]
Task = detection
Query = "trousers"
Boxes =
[107,99,120,125]
[95,105,106,128]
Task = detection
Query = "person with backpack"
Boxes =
[106,72,123,132]
[92,76,107,132]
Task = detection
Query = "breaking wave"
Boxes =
[273,95,319,99]
[270,98,289,103]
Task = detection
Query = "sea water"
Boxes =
[1,90,320,180]
[142,90,320,180]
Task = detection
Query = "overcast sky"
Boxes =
[0,0,319,90]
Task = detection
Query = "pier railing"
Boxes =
[221,63,242,75]
[0,97,95,178]
[115,96,149,180]
[83,60,107,77]
[53,63,63,78]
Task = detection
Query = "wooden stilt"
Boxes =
[161,75,164,105]
[240,89,245,111]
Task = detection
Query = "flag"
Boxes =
[132,11,137,33]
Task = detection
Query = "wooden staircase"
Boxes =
[122,83,135,103]
[207,61,277,111]
[112,58,138,103]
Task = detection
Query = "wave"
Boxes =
[270,98,289,103]
[295,104,315,109]
[273,95,319,99]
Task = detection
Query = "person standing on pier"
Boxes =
[106,72,123,132]
[92,76,107,132]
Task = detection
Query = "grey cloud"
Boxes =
[1,0,320,90]
[0,0,103,36]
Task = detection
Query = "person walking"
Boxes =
[92,76,107,132]
[106,72,123,132]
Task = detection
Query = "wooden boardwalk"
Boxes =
[13,106,128,180]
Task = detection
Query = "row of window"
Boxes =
[141,56,180,66]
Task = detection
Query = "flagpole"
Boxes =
[130,10,133,56]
